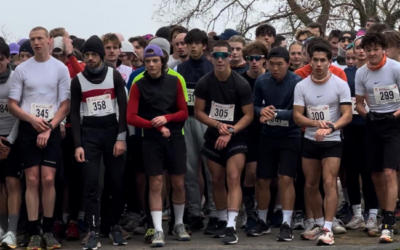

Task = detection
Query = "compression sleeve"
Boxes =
[164,79,189,122]
[70,77,83,148]
[113,70,128,140]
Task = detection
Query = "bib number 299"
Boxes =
[380,91,394,101]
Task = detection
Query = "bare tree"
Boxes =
[0,24,20,43]
[154,0,400,37]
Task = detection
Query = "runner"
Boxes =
[295,29,313,43]
[333,31,355,70]
[255,24,276,50]
[307,23,325,37]
[327,30,341,60]
[383,30,400,62]
[119,41,136,69]
[293,42,352,245]
[127,44,190,247]
[8,26,70,250]
[194,40,254,244]
[248,47,302,242]
[288,41,303,71]
[18,39,34,63]
[168,26,188,69]
[171,33,189,70]
[355,32,400,243]
[344,44,356,68]
[228,35,249,74]
[240,41,268,231]
[70,35,128,249]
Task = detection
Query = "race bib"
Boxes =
[351,97,369,115]
[209,101,235,121]
[187,89,195,107]
[87,94,114,116]
[374,84,400,105]
[30,103,54,121]
[0,99,9,116]
[267,118,289,127]
[307,105,330,121]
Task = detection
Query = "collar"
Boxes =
[0,64,12,84]
[367,54,387,71]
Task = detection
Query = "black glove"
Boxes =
[366,112,376,121]
[385,114,396,121]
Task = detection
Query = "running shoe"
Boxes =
[1,231,17,249]
[332,217,347,234]
[245,216,257,233]
[172,223,191,241]
[53,221,65,241]
[270,209,283,228]
[120,227,132,240]
[317,228,334,246]
[66,221,80,241]
[144,228,155,243]
[122,212,141,232]
[277,222,294,241]
[109,225,127,246]
[189,216,205,232]
[213,220,227,238]
[151,230,165,247]
[240,213,247,229]
[204,217,219,235]
[82,231,101,250]
[247,219,271,237]
[303,219,315,232]
[43,233,61,250]
[301,225,322,240]
[77,219,88,233]
[293,212,305,230]
[379,225,394,243]
[27,235,41,250]
[20,232,31,247]
[133,220,146,235]
[345,215,365,229]
[222,227,238,245]
[336,202,351,218]
[162,208,170,221]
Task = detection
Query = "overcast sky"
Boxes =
[1,0,239,42]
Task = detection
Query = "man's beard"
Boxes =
[179,54,188,59]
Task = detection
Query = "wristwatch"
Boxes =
[327,123,335,132]
[47,123,54,131]
[228,127,235,135]
[67,52,76,59]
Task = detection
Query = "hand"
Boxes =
[60,124,66,139]
[260,116,269,124]
[63,37,73,55]
[160,127,170,138]
[37,129,51,149]
[75,147,85,162]
[0,148,10,161]
[315,128,332,142]
[0,137,10,150]
[317,121,331,129]
[113,140,126,157]
[214,134,232,150]
[217,123,232,135]
[386,114,396,121]
[151,116,167,127]
[29,116,49,133]
[261,105,276,120]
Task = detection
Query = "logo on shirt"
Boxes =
[374,81,380,84]
[317,95,323,98]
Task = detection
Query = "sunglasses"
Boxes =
[346,43,355,50]
[211,52,231,59]
[340,38,354,43]
[245,55,265,61]
[302,36,315,46]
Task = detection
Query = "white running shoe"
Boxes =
[332,217,346,234]
[317,228,334,245]
[303,219,315,232]
[1,231,16,249]
[345,215,366,229]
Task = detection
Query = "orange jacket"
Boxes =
[294,64,347,82]
[66,55,85,79]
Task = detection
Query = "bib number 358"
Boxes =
[87,94,114,116]
[209,101,235,121]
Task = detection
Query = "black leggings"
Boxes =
[342,126,378,210]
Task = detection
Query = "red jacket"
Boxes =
[66,56,85,78]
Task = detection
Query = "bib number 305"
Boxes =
[30,103,54,121]
[209,101,235,121]
[307,105,330,121]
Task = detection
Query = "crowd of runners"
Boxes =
[0,15,400,250]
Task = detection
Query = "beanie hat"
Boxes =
[82,35,105,60]
[155,27,170,40]
[19,39,34,56]
[17,38,28,46]
[149,37,170,55]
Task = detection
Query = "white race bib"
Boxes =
[351,97,369,115]
[374,84,400,105]
[307,105,330,121]
[209,101,235,121]
[187,89,195,107]
[267,118,289,127]
[0,99,9,116]
[30,103,54,121]
[87,94,114,116]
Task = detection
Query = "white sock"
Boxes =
[62,212,69,224]
[217,209,227,221]
[315,217,324,227]
[343,188,350,204]
[369,209,378,219]
[324,221,332,231]
[151,211,163,232]
[173,204,185,226]
[227,211,238,229]
[306,218,316,224]
[352,204,362,217]
[78,211,85,220]
[258,209,268,223]
[282,210,293,225]
[275,204,282,211]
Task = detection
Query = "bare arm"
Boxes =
[293,105,319,127]
[355,95,367,119]
[49,99,70,129]
[233,103,254,133]
[8,99,35,123]
[334,105,352,130]
[194,97,219,128]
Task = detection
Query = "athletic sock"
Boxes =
[173,203,185,226]
[78,211,85,221]
[28,220,40,235]
[282,210,293,225]
[227,210,238,230]
[306,218,316,224]
[258,209,268,223]
[315,217,324,227]
[151,211,163,232]
[275,204,282,211]
[385,211,395,226]
[62,212,69,224]
[43,216,53,233]
[217,209,227,222]
[0,213,7,232]
[342,188,350,205]
[242,187,255,217]
[324,221,332,231]
[352,204,362,217]
[369,209,378,219]
[8,214,19,234]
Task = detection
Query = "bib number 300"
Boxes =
[307,105,330,121]
[30,103,54,121]
[209,101,235,121]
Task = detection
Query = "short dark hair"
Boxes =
[204,37,215,57]
[128,36,148,48]
[295,29,313,41]
[328,30,342,41]
[0,37,6,44]
[307,22,324,36]
[367,23,390,34]
[184,28,208,46]
[268,47,290,63]
[384,30,400,48]
[242,41,269,58]
[271,35,286,48]
[0,43,10,58]
[306,37,330,57]
[256,24,276,37]
[72,38,85,52]
[169,25,188,42]
[211,40,232,53]
[367,16,381,23]
[309,43,332,60]
[360,32,388,50]
[69,35,77,40]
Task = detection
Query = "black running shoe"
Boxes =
[83,231,101,250]
[109,225,127,246]
[204,217,219,235]
[277,222,294,241]
[247,219,271,237]
[222,227,238,245]
[190,216,205,232]
[213,220,227,238]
